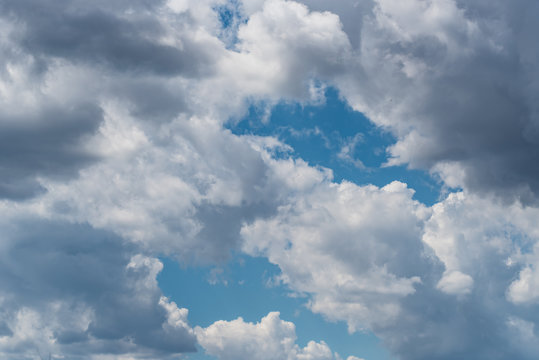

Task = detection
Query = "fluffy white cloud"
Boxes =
[423,191,539,303]
[2,0,539,359]
[0,1,352,355]
[242,179,429,331]
[435,270,474,296]
[239,166,539,359]
[196,312,361,360]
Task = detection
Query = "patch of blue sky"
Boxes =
[228,87,442,206]
[158,255,393,360]
[213,0,246,49]
[216,2,237,29]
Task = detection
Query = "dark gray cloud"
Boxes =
[374,256,526,360]
[303,0,539,204]
[191,201,278,263]
[392,37,539,203]
[1,0,213,77]
[0,103,102,200]
[395,0,539,204]
[0,218,196,359]
[111,78,190,122]
[0,0,221,201]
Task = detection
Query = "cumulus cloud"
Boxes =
[241,179,539,359]
[196,312,360,360]
[0,210,195,359]
[2,0,539,359]
[311,0,539,203]
[0,1,356,357]
[242,179,429,331]
[435,270,474,296]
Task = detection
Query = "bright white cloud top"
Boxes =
[196,312,361,360]
[0,0,539,359]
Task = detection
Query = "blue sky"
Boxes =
[1,1,539,360]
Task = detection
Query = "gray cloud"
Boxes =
[321,0,539,204]
[0,0,223,201]
[2,1,539,360]
[0,218,196,359]
[0,103,102,200]
[241,175,539,360]
[2,0,213,77]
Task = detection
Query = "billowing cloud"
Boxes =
[0,2,352,356]
[1,0,217,76]
[309,0,539,203]
[0,210,195,359]
[196,312,361,360]
[241,174,539,359]
[0,103,103,199]
[242,180,429,331]
[2,0,539,359]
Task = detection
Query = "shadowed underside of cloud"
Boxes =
[0,103,103,199]
[0,217,196,359]
[1,0,213,76]
[1,0,539,360]
[330,0,539,204]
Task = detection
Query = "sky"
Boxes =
[1,0,539,359]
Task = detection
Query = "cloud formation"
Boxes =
[242,180,429,331]
[1,0,539,359]
[0,211,195,359]
[196,312,361,360]
[322,0,539,203]
[241,176,539,359]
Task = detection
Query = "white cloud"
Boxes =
[215,0,351,104]
[240,158,539,358]
[506,241,539,304]
[436,270,474,296]
[422,190,539,302]
[2,0,539,359]
[196,312,359,360]
[337,133,365,168]
[242,179,429,331]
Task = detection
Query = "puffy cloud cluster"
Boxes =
[241,181,539,359]
[196,312,362,360]
[0,0,352,357]
[242,180,429,331]
[0,209,195,359]
[1,0,539,359]
[242,0,539,203]
[322,0,539,203]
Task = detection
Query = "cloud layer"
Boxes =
[1,0,539,359]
